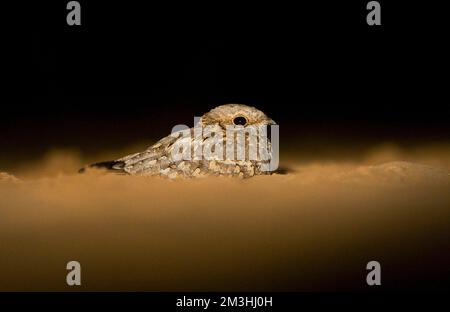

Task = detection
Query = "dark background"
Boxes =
[6,1,450,162]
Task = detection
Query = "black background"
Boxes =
[7,0,445,161]
[1,292,447,309]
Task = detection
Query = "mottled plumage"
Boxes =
[82,104,276,178]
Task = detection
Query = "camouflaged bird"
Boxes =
[81,104,276,178]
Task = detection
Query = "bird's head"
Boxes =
[200,104,275,129]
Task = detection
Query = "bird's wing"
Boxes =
[116,129,190,175]
[79,129,193,175]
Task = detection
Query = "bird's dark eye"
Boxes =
[233,116,247,126]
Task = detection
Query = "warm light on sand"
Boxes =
[0,144,449,291]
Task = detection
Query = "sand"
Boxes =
[0,145,449,291]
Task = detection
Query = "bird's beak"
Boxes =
[267,118,276,125]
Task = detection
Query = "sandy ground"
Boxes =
[0,144,449,291]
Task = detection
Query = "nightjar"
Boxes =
[81,104,277,178]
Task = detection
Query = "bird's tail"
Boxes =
[78,160,126,174]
